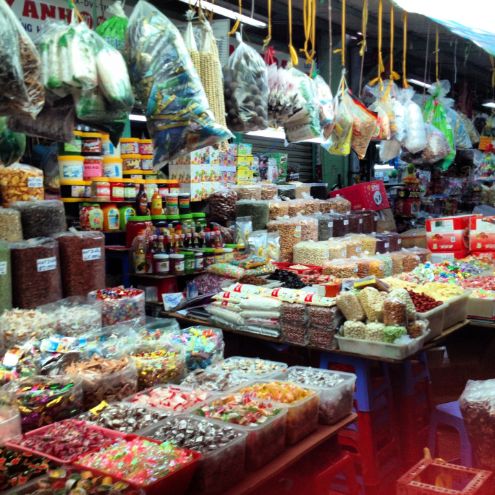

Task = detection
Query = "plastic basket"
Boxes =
[6,420,126,464]
[444,292,470,329]
[212,356,288,380]
[286,366,356,425]
[419,304,446,340]
[397,458,493,495]
[142,415,248,495]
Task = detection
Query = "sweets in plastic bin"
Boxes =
[79,401,170,433]
[131,343,186,389]
[146,416,247,494]
[0,448,51,490]
[10,238,62,309]
[11,420,117,463]
[196,393,287,469]
[6,376,82,432]
[181,368,251,392]
[0,391,21,444]
[287,367,356,424]
[0,308,53,349]
[341,321,366,339]
[88,287,145,326]
[76,438,198,489]
[214,356,287,378]
[239,381,319,444]
[168,325,224,370]
[127,385,209,413]
[65,356,138,410]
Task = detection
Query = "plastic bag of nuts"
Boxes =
[0,208,22,241]
[281,321,307,345]
[12,200,66,239]
[307,305,343,330]
[336,292,365,321]
[280,302,307,323]
[308,325,336,350]
[357,287,384,322]
[10,237,62,308]
[224,33,268,131]
[234,185,262,200]
[261,183,278,200]
[293,241,330,266]
[322,259,358,279]
[0,163,43,207]
[383,297,407,326]
[326,195,351,213]
[341,320,366,339]
[268,200,289,220]
[207,189,237,225]
[55,231,105,297]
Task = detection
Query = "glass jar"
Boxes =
[203,248,216,266]
[166,194,179,215]
[170,253,185,275]
[194,252,204,271]
[110,180,125,202]
[93,178,111,201]
[81,132,103,155]
[182,251,195,274]
[151,215,168,228]
[124,180,136,200]
[126,215,152,248]
[192,212,207,230]
[154,254,170,274]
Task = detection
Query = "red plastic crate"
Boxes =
[397,458,493,495]
[74,437,201,495]
[6,420,126,464]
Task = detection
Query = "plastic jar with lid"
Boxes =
[166,194,179,215]
[178,193,190,214]
[60,180,91,199]
[139,139,153,155]
[110,179,125,202]
[141,155,153,170]
[145,180,158,200]
[81,132,103,155]
[83,156,103,180]
[182,251,195,274]
[194,252,204,271]
[124,179,137,200]
[151,214,168,228]
[120,137,140,155]
[59,155,84,180]
[122,154,141,171]
[154,253,170,274]
[158,182,169,199]
[203,248,216,266]
[103,157,123,178]
[126,215,152,247]
[192,212,207,229]
[102,133,120,157]
[59,130,83,155]
[170,253,185,274]
[92,178,111,201]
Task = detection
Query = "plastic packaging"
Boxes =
[400,87,427,154]
[341,320,367,339]
[0,164,43,207]
[336,292,365,321]
[214,356,287,379]
[88,287,145,326]
[10,238,62,309]
[0,241,11,313]
[0,208,22,242]
[293,240,330,266]
[323,259,358,278]
[127,1,231,165]
[208,189,237,225]
[0,117,25,166]
[12,200,66,240]
[269,200,289,220]
[236,200,269,231]
[95,1,128,53]
[313,75,335,137]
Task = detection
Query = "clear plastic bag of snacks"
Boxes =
[323,259,358,279]
[0,164,43,207]
[268,199,289,220]
[336,292,365,321]
[0,117,26,166]
[0,208,22,242]
[208,189,237,225]
[357,287,384,322]
[12,200,66,239]
[326,195,351,213]
[293,241,330,266]
[400,87,427,154]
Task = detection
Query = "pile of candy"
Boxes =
[89,287,145,326]
[407,290,442,312]
[239,381,313,404]
[127,385,209,413]
[13,420,116,462]
[400,260,491,284]
[181,368,251,391]
[412,282,465,302]
[214,357,287,377]
[462,276,495,291]
[79,402,170,433]
[77,439,195,486]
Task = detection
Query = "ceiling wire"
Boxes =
[423,22,430,94]
[328,0,333,87]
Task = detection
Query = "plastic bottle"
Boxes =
[132,235,147,273]
[150,190,163,216]
[102,204,120,231]
[136,182,149,216]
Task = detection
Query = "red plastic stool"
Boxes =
[313,453,362,495]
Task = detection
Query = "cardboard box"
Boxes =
[329,181,390,211]
[469,215,495,251]
[430,251,470,262]
[426,215,472,252]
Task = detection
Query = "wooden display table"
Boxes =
[223,414,357,495]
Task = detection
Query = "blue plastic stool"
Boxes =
[319,352,392,412]
[401,351,431,396]
[428,401,473,467]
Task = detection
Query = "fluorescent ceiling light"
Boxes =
[129,114,147,122]
[178,0,266,28]
[247,128,285,139]
[482,102,495,109]
[407,78,432,89]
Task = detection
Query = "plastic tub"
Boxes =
[58,155,84,180]
[335,331,430,360]
[143,415,247,494]
[419,304,446,340]
[287,367,356,425]
[444,292,470,328]
[213,356,288,379]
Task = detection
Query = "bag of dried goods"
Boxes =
[403,124,450,165]
[0,164,43,207]
[12,200,66,239]
[448,108,472,150]
[336,292,365,321]
[0,241,11,313]
[341,320,366,339]
[95,1,128,53]
[313,74,335,138]
[423,80,455,170]
[357,287,384,322]
[224,32,268,132]
[127,0,231,165]
[0,0,44,118]
[0,118,25,166]
[267,64,301,126]
[400,87,427,154]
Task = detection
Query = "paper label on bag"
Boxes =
[27,177,43,188]
[82,248,102,261]
[343,220,349,226]
[0,261,6,275]
[37,257,57,272]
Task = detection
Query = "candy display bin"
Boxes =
[6,420,127,464]
[282,391,320,445]
[287,367,356,425]
[143,415,248,495]
[397,457,493,495]
[0,407,21,444]
[444,292,471,328]
[213,356,288,380]
[74,438,201,495]
[419,304,446,340]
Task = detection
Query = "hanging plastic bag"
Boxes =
[95,1,128,54]
[0,118,25,166]
[447,108,472,150]
[402,124,450,165]
[344,93,378,159]
[367,82,395,141]
[127,0,232,166]
[37,21,67,95]
[379,139,401,162]
[284,68,321,142]
[313,74,335,138]
[224,32,268,132]
[400,87,427,154]
[458,112,479,146]
[267,62,301,127]
[423,80,455,170]
[0,0,44,118]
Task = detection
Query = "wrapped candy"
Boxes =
[0,447,52,490]
[181,368,251,392]
[88,287,145,326]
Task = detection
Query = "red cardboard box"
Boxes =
[329,181,389,211]
[426,215,471,252]
[469,216,495,252]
